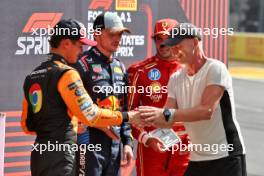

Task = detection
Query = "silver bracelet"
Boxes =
[168,109,176,122]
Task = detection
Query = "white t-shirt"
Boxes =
[168,58,245,161]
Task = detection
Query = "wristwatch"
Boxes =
[163,108,172,122]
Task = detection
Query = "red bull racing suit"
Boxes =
[128,56,190,176]
[74,47,132,176]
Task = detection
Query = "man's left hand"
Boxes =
[121,145,134,167]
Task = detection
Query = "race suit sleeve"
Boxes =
[73,56,93,136]
[57,69,125,127]
[127,66,145,141]
[21,98,36,135]
[72,57,88,88]
[120,67,133,146]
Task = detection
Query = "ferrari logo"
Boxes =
[162,21,169,35]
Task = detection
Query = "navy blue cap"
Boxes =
[161,23,201,47]
[51,19,96,46]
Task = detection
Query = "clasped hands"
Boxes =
[128,106,174,128]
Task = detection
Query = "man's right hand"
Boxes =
[128,111,146,128]
[145,137,166,153]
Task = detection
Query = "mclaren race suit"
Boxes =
[128,56,190,176]
[74,47,133,176]
[21,53,127,176]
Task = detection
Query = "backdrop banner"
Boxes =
[0,0,229,175]
[0,112,6,176]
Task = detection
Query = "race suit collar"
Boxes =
[48,53,68,65]
[91,46,113,63]
[154,55,178,66]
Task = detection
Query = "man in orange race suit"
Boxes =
[21,19,141,176]
[128,18,190,176]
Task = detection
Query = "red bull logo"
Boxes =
[97,95,120,110]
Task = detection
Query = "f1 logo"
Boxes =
[89,0,112,10]
[22,13,63,33]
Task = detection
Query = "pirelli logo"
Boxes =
[116,0,137,11]
[88,0,137,11]
[22,13,63,33]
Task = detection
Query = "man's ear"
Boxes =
[61,39,71,49]
[93,30,101,41]
[170,45,179,57]
[193,38,199,47]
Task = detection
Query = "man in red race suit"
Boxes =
[128,18,190,176]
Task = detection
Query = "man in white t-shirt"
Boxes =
[139,23,247,176]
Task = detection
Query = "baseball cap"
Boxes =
[50,19,97,46]
[161,23,201,47]
[152,18,178,37]
[93,12,130,33]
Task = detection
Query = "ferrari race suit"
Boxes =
[21,53,127,176]
[128,56,190,176]
[74,46,133,176]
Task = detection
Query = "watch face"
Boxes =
[164,109,170,117]
[163,109,171,121]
